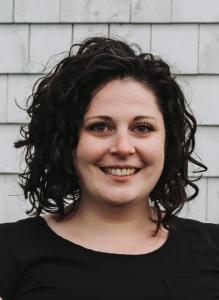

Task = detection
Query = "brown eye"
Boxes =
[90,123,110,132]
[133,124,152,133]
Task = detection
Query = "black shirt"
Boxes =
[0,216,219,300]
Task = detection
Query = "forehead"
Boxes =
[84,79,162,119]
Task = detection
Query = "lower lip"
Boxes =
[100,169,139,182]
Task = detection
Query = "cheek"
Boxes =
[140,139,165,163]
[73,137,107,171]
[144,151,165,172]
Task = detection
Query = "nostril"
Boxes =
[109,144,135,156]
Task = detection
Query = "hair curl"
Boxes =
[14,37,207,235]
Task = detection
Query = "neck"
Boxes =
[46,195,168,255]
[65,195,156,237]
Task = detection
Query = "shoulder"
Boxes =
[0,217,45,247]
[174,216,219,246]
[175,216,219,232]
[0,218,44,298]
[0,217,41,233]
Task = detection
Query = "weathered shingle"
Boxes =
[151,24,198,74]
[61,0,130,23]
[199,25,219,74]
[0,75,7,123]
[172,0,219,23]
[131,0,171,23]
[14,0,60,23]
[0,25,29,73]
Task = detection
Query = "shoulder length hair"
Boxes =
[14,37,207,235]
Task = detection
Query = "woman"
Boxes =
[0,37,218,299]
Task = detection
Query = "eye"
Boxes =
[89,123,111,132]
[133,123,152,133]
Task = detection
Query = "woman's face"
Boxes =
[73,79,165,207]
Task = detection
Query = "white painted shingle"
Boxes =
[0,75,7,123]
[207,178,219,223]
[29,25,72,73]
[73,24,108,44]
[151,24,198,74]
[0,0,13,22]
[199,25,219,74]
[179,177,207,222]
[0,174,28,224]
[7,75,41,123]
[192,126,219,177]
[0,25,29,73]
[172,0,219,23]
[14,0,60,23]
[60,0,130,23]
[131,0,171,23]
[178,75,219,125]
[0,124,24,173]
[109,24,150,53]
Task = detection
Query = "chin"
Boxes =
[105,199,133,206]
[102,193,139,207]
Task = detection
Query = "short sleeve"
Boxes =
[0,237,15,300]
[206,223,219,247]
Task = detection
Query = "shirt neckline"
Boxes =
[36,215,178,257]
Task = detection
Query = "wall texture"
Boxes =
[0,0,219,223]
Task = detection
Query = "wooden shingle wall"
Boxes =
[0,0,219,223]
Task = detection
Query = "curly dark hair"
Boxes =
[14,36,207,235]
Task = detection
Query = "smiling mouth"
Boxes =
[100,168,140,176]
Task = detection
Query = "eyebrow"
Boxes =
[133,115,156,121]
[84,115,157,122]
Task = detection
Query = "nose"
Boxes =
[109,131,135,157]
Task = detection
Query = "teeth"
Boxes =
[121,169,126,176]
[130,168,135,175]
[116,169,122,176]
[103,168,138,176]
